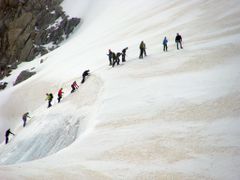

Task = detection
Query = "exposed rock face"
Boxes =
[13,70,36,85]
[0,82,8,90]
[0,0,81,79]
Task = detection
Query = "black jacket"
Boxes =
[5,129,14,137]
[122,47,128,55]
[83,70,90,77]
[175,35,182,42]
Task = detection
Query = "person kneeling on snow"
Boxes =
[71,81,79,93]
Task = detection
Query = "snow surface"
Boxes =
[0,0,240,179]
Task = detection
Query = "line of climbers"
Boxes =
[107,33,183,66]
[3,33,183,145]
[45,70,90,108]
[3,70,90,144]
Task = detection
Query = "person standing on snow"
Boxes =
[116,52,122,65]
[163,36,168,52]
[121,47,128,62]
[5,129,15,144]
[22,112,31,127]
[46,93,54,108]
[139,41,146,59]
[175,33,183,50]
[57,88,64,103]
[107,49,113,66]
[111,52,116,67]
[71,81,79,93]
[112,52,122,67]
[81,70,90,84]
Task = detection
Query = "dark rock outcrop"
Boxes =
[14,70,36,85]
[0,82,8,90]
[0,0,81,80]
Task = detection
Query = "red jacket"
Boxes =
[58,89,63,96]
[73,81,79,88]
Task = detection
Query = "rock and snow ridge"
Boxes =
[0,0,240,179]
[0,0,80,82]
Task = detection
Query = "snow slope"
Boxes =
[0,0,240,179]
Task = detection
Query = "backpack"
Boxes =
[140,42,145,49]
[49,93,53,99]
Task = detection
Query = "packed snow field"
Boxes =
[0,0,240,179]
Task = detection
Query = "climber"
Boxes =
[112,52,122,67]
[107,49,113,66]
[46,93,54,108]
[122,47,128,62]
[22,112,31,127]
[5,129,15,144]
[175,33,183,50]
[139,41,146,59]
[57,88,64,103]
[71,81,79,93]
[81,70,90,84]
[163,36,168,52]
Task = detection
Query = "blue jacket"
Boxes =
[163,37,168,45]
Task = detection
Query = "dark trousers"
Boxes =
[109,58,112,66]
[48,100,52,108]
[143,49,147,56]
[81,75,86,84]
[117,58,120,65]
[112,58,120,67]
[139,49,146,59]
[163,44,168,51]
[122,55,126,62]
[23,119,26,127]
[71,87,75,93]
[139,49,144,59]
[112,59,116,67]
[5,136,9,144]
[176,41,183,49]
[58,95,62,103]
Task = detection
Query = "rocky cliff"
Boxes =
[0,0,80,79]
